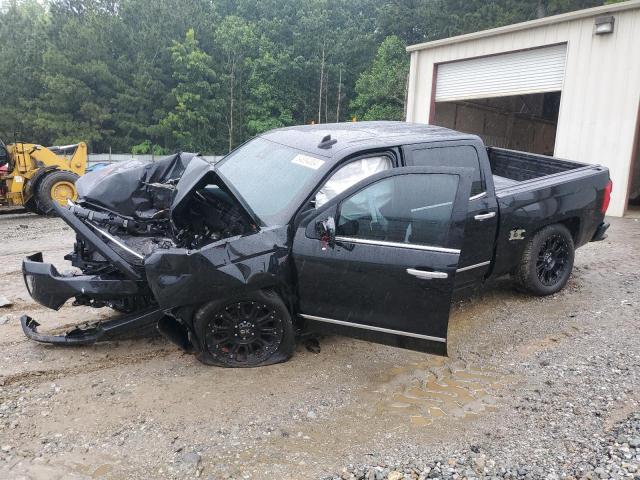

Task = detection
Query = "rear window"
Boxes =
[410,145,483,196]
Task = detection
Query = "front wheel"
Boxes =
[36,170,80,215]
[513,224,575,296]
[193,290,295,368]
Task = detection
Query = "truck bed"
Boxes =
[488,147,591,194]
[486,146,610,279]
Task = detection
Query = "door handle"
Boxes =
[474,212,496,221]
[406,268,448,280]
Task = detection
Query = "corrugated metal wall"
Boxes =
[435,44,567,102]
[406,4,640,216]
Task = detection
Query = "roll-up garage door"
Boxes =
[435,43,567,102]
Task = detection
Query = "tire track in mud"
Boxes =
[0,345,177,388]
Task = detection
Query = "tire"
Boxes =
[24,197,45,215]
[193,290,295,368]
[513,224,575,296]
[36,170,80,215]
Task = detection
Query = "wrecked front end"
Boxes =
[21,152,290,351]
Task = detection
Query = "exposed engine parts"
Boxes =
[66,152,257,278]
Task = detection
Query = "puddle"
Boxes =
[373,358,512,426]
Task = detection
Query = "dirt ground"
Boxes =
[0,212,638,479]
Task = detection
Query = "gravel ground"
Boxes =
[0,212,638,479]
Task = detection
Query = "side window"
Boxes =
[411,146,483,196]
[315,155,392,208]
[336,173,459,248]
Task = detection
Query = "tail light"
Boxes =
[601,180,612,214]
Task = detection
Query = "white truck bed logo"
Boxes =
[509,229,526,241]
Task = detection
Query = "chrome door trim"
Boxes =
[406,268,448,279]
[456,260,491,272]
[469,191,487,201]
[334,236,460,254]
[474,212,496,221]
[300,314,446,343]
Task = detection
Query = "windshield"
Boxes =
[217,137,326,225]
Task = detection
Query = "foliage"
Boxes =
[131,140,167,155]
[0,0,606,153]
[159,29,222,152]
[351,36,409,122]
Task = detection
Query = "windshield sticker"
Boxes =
[292,154,325,170]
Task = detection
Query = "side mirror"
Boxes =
[315,216,336,249]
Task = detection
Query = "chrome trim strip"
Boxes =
[469,192,487,201]
[406,268,448,279]
[474,212,496,221]
[411,201,452,213]
[300,314,447,343]
[456,260,491,273]
[334,236,460,254]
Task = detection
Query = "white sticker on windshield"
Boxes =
[292,154,325,170]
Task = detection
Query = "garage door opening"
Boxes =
[432,92,561,156]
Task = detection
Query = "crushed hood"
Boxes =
[76,152,201,219]
[73,153,259,251]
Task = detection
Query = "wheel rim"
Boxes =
[51,180,77,206]
[536,234,570,286]
[204,301,284,365]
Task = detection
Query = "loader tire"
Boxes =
[512,224,575,296]
[36,170,79,215]
[24,197,45,215]
[194,290,295,368]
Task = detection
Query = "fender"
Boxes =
[144,226,291,310]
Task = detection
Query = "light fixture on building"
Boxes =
[594,15,615,35]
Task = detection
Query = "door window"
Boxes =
[336,173,459,248]
[411,146,483,196]
[314,156,392,208]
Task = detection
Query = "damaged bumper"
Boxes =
[21,308,165,345]
[23,252,141,310]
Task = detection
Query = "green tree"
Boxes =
[0,0,611,153]
[159,29,222,152]
[0,0,48,141]
[213,15,258,151]
[350,35,409,121]
[246,49,295,134]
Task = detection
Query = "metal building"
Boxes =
[406,0,640,217]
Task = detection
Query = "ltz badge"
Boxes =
[508,229,526,241]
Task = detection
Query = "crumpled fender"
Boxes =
[144,226,290,310]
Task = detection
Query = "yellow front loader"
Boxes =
[0,138,87,215]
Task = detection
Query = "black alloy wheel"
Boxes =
[512,223,575,296]
[535,233,570,286]
[203,300,285,365]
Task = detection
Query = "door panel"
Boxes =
[404,143,498,289]
[292,166,472,355]
[456,193,498,288]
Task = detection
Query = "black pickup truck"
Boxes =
[21,122,611,367]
